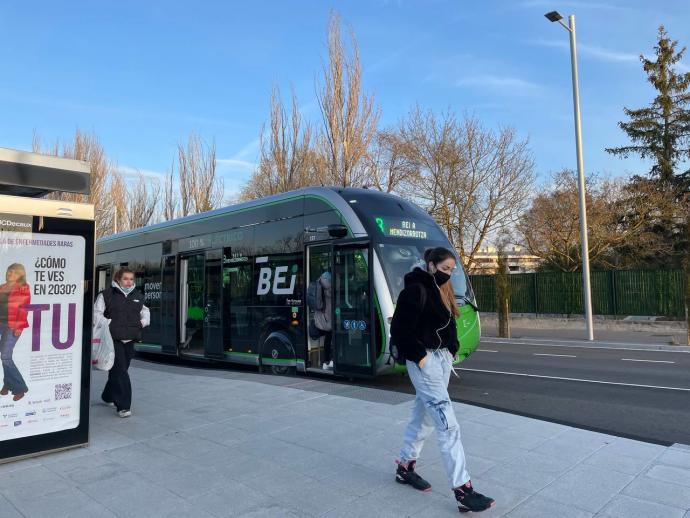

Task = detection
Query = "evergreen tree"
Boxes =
[606,26,690,189]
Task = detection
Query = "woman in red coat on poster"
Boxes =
[0,263,30,401]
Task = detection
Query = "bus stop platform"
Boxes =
[1,360,689,518]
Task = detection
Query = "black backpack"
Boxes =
[101,288,113,319]
[388,285,426,365]
[306,279,324,311]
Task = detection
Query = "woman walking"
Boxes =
[391,247,495,513]
[94,267,150,418]
[0,263,31,402]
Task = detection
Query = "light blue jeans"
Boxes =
[399,348,470,489]
[0,323,28,394]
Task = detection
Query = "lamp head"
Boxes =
[544,11,563,22]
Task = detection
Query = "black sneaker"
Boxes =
[395,460,432,492]
[453,481,495,513]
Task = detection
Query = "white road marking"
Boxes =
[533,353,577,358]
[621,358,675,364]
[477,349,498,353]
[481,338,690,354]
[458,367,690,392]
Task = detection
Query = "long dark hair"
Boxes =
[424,247,459,318]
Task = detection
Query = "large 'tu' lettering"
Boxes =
[25,303,77,351]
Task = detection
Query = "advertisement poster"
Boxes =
[0,231,84,441]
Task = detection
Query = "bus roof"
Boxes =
[97,186,369,245]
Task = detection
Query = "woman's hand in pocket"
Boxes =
[418,355,428,369]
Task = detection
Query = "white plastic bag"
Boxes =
[92,320,115,371]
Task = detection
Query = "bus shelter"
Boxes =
[0,147,94,463]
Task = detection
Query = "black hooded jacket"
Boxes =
[390,267,459,365]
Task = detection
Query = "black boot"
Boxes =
[395,460,432,492]
[453,481,495,513]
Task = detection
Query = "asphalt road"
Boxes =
[136,339,690,446]
[367,340,690,446]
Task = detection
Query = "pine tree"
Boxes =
[606,26,690,188]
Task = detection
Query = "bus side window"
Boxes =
[223,259,254,351]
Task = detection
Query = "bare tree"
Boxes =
[518,171,676,271]
[364,130,418,193]
[107,171,160,232]
[177,132,223,216]
[240,86,317,200]
[109,171,128,234]
[126,173,161,229]
[399,108,535,270]
[162,161,177,221]
[397,107,462,247]
[316,12,379,187]
[33,129,115,237]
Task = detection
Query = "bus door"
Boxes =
[332,242,376,377]
[160,255,177,354]
[178,250,223,358]
[306,244,333,369]
[95,266,110,294]
[179,252,205,356]
[203,249,224,358]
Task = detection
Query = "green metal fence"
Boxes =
[469,269,687,318]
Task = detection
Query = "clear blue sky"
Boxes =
[1,0,688,197]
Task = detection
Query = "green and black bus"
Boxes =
[95,187,480,378]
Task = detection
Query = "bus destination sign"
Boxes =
[375,217,428,239]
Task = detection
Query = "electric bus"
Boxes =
[95,187,480,378]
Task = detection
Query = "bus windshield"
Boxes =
[375,241,474,305]
[335,188,475,306]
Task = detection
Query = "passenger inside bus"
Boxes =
[313,271,333,370]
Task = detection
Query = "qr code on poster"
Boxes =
[55,383,72,401]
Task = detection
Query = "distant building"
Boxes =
[469,245,541,274]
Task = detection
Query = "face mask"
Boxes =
[114,280,135,295]
[433,270,451,286]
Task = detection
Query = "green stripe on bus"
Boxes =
[134,343,162,351]
[224,351,295,365]
[260,358,297,365]
[456,305,480,361]
[375,294,385,361]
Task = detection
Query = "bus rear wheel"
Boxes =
[261,330,296,376]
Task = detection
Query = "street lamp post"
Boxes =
[545,11,594,341]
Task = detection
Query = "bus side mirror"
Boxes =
[327,224,348,238]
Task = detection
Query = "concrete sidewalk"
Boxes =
[481,315,688,347]
[1,360,689,518]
